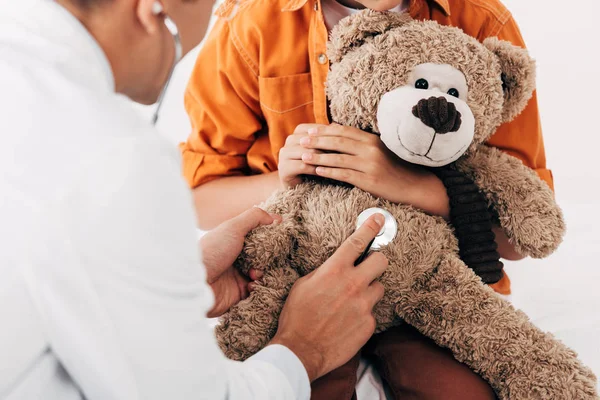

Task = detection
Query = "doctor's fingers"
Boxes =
[365,281,385,307]
[354,252,388,287]
[328,214,385,268]
[224,207,282,237]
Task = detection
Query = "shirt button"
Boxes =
[318,53,328,65]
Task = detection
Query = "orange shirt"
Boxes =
[181,0,554,294]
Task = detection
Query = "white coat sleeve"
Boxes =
[30,137,310,400]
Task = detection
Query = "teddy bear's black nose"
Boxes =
[412,96,462,134]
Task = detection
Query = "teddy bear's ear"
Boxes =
[483,37,536,123]
[328,10,413,64]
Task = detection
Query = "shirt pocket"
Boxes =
[258,73,314,115]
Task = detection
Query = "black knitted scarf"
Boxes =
[430,166,504,284]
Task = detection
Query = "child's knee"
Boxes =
[363,324,497,400]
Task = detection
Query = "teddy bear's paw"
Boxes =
[494,338,598,400]
[500,368,598,400]
[235,219,298,275]
[215,318,269,361]
[501,206,566,259]
[215,267,301,361]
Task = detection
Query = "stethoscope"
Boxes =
[151,3,182,126]
[354,208,398,265]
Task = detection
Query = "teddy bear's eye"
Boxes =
[447,88,460,98]
[415,78,429,90]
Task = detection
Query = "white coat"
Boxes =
[0,1,309,399]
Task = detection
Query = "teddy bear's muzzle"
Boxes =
[412,96,462,134]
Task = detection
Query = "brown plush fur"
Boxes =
[216,10,597,399]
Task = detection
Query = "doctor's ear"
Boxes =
[137,0,164,34]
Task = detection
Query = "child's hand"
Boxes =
[298,124,417,202]
[278,124,323,189]
[298,123,450,217]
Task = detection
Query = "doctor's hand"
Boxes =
[200,207,282,318]
[270,213,388,382]
[298,123,450,218]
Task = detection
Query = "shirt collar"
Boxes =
[2,0,116,93]
[282,0,450,16]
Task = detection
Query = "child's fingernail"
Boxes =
[315,167,324,175]
[374,213,385,227]
[308,128,318,135]
[302,153,312,161]
[300,137,311,146]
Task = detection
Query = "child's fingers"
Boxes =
[315,166,364,187]
[280,145,322,161]
[285,160,318,176]
[299,135,360,155]
[301,152,360,171]
[293,123,327,135]
[308,124,372,143]
[284,133,306,147]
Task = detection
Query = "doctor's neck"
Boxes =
[56,0,213,105]
[57,0,177,104]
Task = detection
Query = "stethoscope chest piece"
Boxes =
[356,207,398,250]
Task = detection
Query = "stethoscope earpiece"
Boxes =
[152,2,164,15]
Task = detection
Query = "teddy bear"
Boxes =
[215,10,598,399]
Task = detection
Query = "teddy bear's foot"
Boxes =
[215,266,300,361]
[395,254,598,400]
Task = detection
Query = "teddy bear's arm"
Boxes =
[455,145,565,258]
[395,254,598,399]
[234,187,309,276]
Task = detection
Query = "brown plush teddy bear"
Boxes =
[215,10,598,399]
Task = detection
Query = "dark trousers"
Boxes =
[311,324,497,400]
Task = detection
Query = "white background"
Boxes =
[135,0,600,379]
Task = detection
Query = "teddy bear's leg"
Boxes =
[394,254,598,400]
[215,266,300,361]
